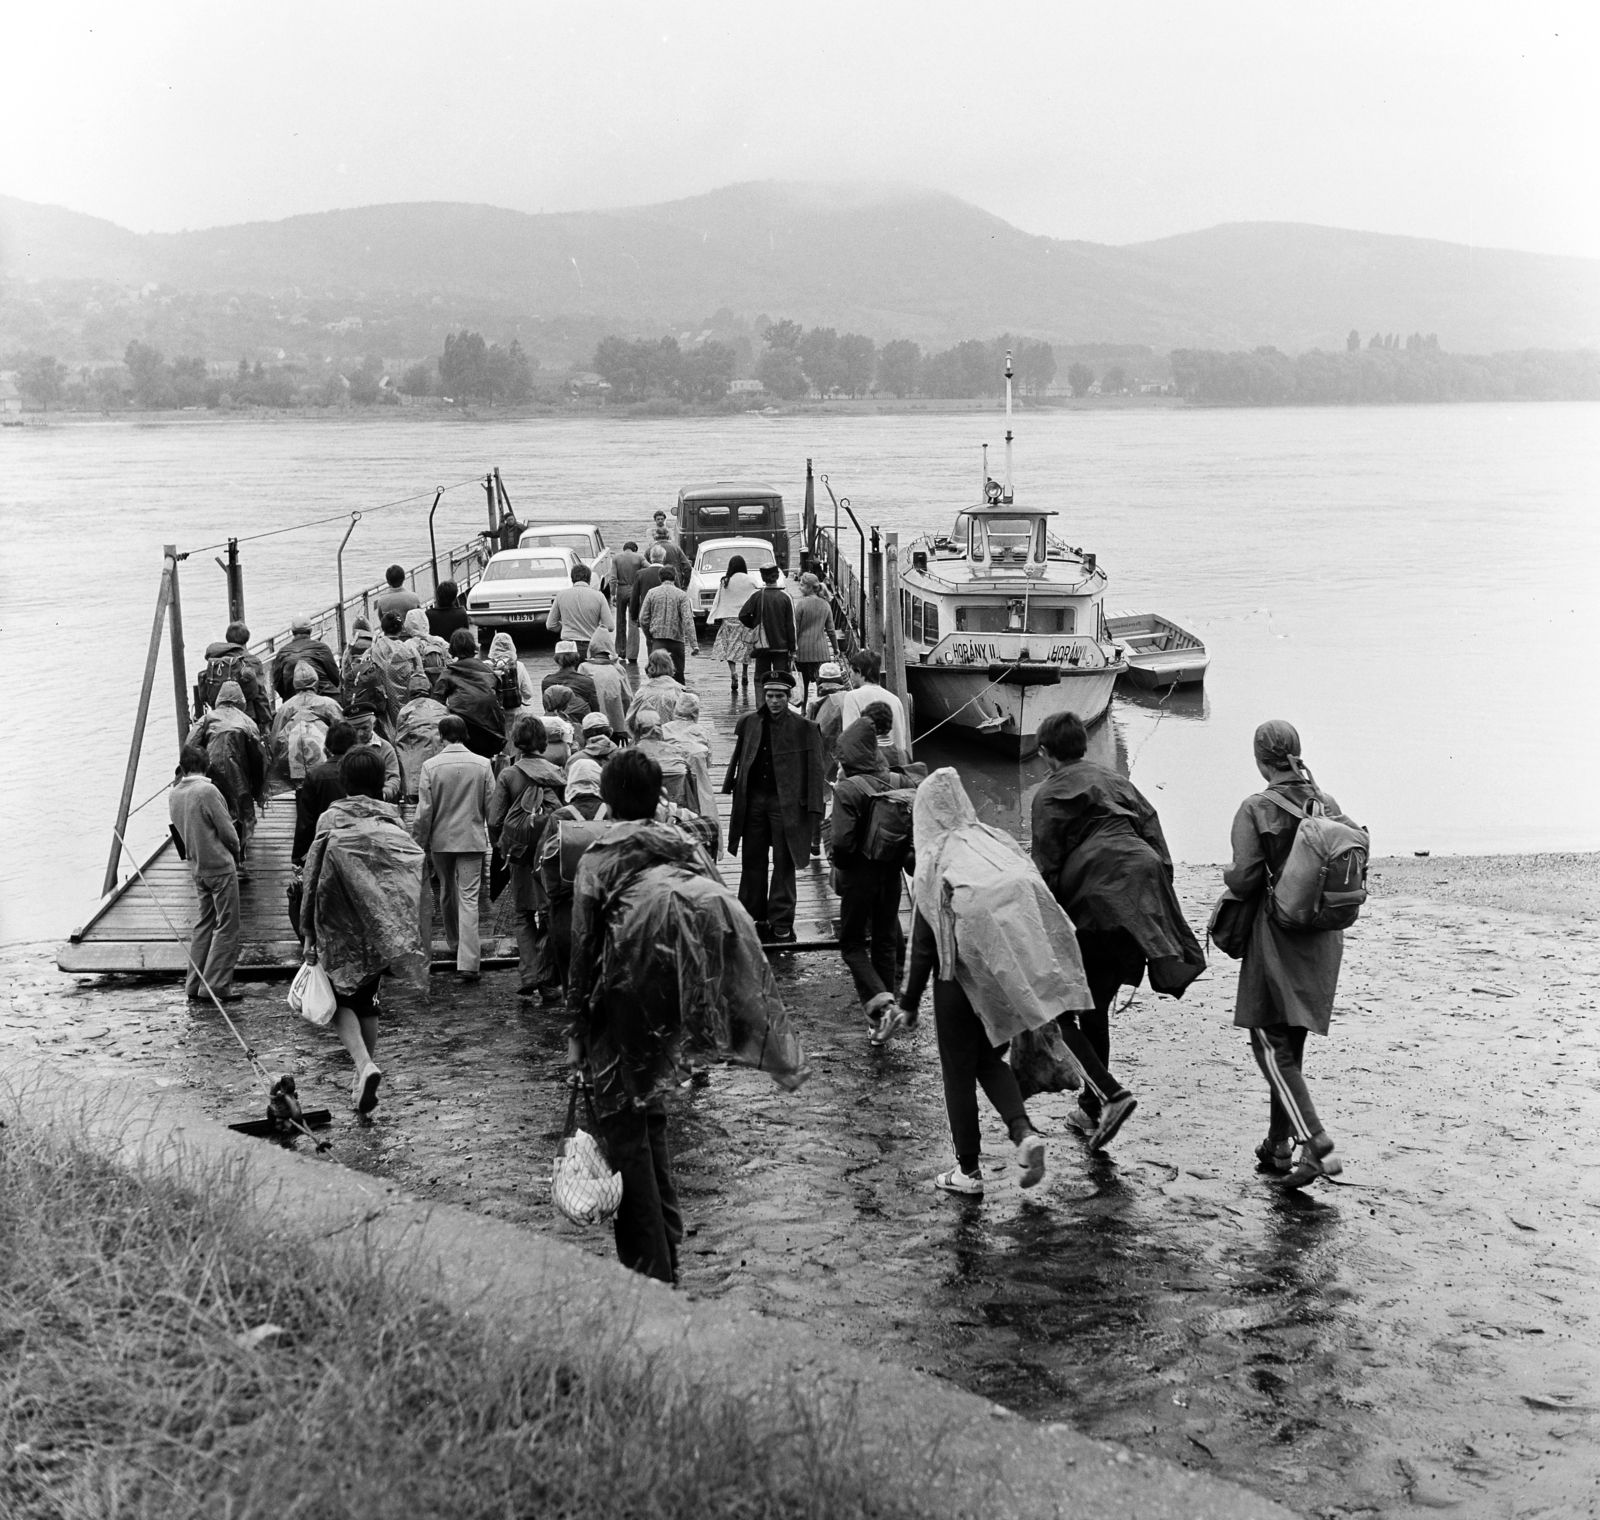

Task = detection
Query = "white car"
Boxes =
[689,536,789,621]
[507,522,612,590]
[466,546,583,631]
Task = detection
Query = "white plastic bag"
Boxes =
[551,1089,622,1227]
[288,959,338,1026]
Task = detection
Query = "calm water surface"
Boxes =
[2,404,1596,944]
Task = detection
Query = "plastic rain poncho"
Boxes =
[911,768,1093,1044]
[395,693,451,795]
[568,821,809,1113]
[300,794,428,994]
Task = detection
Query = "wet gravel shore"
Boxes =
[6,853,1598,1519]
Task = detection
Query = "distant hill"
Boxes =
[2,182,1597,356]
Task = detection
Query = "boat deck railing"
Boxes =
[250,536,493,661]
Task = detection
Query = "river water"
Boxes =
[2,403,1596,945]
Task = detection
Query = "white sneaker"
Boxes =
[1015,1133,1046,1189]
[934,1166,985,1196]
[354,1062,382,1115]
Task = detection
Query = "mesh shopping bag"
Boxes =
[551,1085,622,1227]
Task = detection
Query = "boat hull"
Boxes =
[907,662,1119,757]
[1121,651,1210,689]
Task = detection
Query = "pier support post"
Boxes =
[165,544,190,742]
[882,533,910,724]
[867,527,884,650]
[803,458,815,560]
[103,554,174,897]
[223,538,245,624]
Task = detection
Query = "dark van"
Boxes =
[674,482,789,569]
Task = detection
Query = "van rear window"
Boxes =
[696,505,732,524]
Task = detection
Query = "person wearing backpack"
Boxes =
[267,661,344,784]
[1031,710,1205,1152]
[487,715,567,1000]
[828,717,918,1046]
[1224,720,1366,1189]
[199,620,273,731]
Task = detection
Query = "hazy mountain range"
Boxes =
[3,181,1597,356]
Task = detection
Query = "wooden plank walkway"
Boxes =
[60,630,898,975]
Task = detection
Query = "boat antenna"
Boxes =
[981,443,988,503]
[1003,350,1014,503]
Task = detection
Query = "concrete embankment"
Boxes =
[2,1059,1288,1520]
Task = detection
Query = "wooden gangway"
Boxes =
[59,636,888,974]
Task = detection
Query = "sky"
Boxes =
[5,0,1597,258]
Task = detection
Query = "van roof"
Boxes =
[678,482,783,501]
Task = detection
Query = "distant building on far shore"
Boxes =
[727,377,765,396]
[0,375,20,414]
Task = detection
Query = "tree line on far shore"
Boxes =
[1170,343,1600,404]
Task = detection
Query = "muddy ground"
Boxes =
[6,855,1598,1519]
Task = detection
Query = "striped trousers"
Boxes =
[1248,1024,1324,1144]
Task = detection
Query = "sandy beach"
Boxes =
[5,849,1597,1516]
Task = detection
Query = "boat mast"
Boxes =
[1003,350,1014,503]
[981,443,989,501]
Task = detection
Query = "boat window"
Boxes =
[910,597,924,642]
[519,533,593,553]
[482,556,569,582]
[954,605,1012,633]
[923,600,939,641]
[1026,606,1075,634]
[698,543,776,574]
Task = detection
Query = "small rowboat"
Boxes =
[1105,612,1209,690]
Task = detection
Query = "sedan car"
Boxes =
[687,536,789,621]
[465,546,582,631]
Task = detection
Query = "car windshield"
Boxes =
[699,544,776,575]
[517,532,592,553]
[482,556,569,582]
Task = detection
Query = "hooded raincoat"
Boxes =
[394,687,452,797]
[568,820,809,1115]
[300,794,428,994]
[268,664,345,779]
[911,768,1094,1045]
[1030,758,1206,999]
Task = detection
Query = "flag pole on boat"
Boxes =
[1003,349,1014,504]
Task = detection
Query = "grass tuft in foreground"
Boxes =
[0,1126,929,1519]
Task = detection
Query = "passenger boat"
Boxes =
[898,356,1126,757]
[1104,612,1210,690]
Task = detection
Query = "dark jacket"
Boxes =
[739,585,797,653]
[828,718,908,867]
[487,756,568,911]
[723,704,825,867]
[1223,780,1346,1035]
[427,605,472,641]
[1031,758,1204,997]
[270,635,342,700]
[293,756,348,865]
[541,667,600,716]
[630,563,666,618]
[434,658,505,757]
[610,548,644,599]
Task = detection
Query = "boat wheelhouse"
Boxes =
[897,356,1124,755]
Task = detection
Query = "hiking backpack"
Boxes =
[499,773,560,861]
[197,650,252,714]
[1263,792,1369,932]
[284,712,328,780]
[495,661,523,712]
[417,642,448,685]
[860,787,918,864]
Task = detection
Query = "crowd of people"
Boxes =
[168,530,1361,1283]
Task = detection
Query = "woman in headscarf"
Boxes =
[394,670,451,800]
[632,706,695,813]
[625,649,685,735]
[579,626,634,733]
[707,552,760,700]
[486,714,567,1000]
[896,768,1077,1194]
[370,610,423,694]
[268,661,345,783]
[1224,720,1357,1188]
[535,755,607,997]
[1030,710,1204,1149]
[664,691,718,844]
[193,681,268,860]
[299,746,427,1115]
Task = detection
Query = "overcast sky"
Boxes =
[6,1,1596,257]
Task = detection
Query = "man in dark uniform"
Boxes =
[722,672,824,943]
